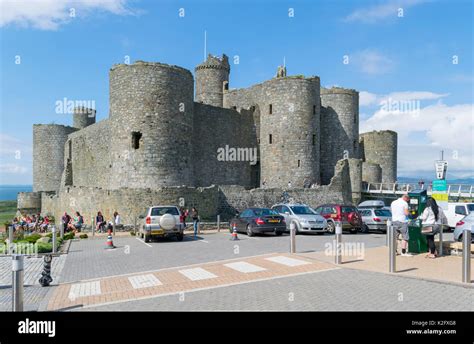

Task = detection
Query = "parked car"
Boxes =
[271,203,327,234]
[358,208,392,233]
[229,208,286,237]
[313,204,362,234]
[445,202,474,229]
[140,205,184,242]
[453,212,474,242]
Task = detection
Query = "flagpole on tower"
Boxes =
[204,30,207,61]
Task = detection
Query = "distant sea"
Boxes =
[0,185,33,201]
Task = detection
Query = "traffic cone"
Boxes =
[105,229,115,249]
[230,226,239,241]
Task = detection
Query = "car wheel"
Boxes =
[246,225,254,237]
[176,233,184,241]
[327,221,335,234]
[144,234,151,243]
[361,224,369,233]
[275,230,282,236]
[350,228,358,234]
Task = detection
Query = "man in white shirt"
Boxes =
[391,194,412,256]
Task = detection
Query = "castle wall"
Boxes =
[41,159,352,224]
[320,87,359,185]
[359,130,397,183]
[192,103,257,187]
[362,162,382,183]
[17,192,42,213]
[62,119,111,189]
[33,124,77,192]
[347,158,362,205]
[108,61,195,189]
[224,77,321,189]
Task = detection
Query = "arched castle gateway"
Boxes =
[21,53,398,222]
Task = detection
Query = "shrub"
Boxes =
[36,242,53,253]
[63,232,75,240]
[79,233,88,239]
[25,233,42,244]
[130,231,136,236]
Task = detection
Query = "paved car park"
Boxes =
[59,231,389,283]
[0,230,465,312]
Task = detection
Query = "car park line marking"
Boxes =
[135,237,152,247]
[128,274,162,289]
[196,239,209,243]
[63,253,281,284]
[178,267,218,281]
[77,268,341,310]
[265,256,311,267]
[223,261,267,273]
[68,281,101,300]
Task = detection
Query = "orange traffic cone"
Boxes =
[105,228,115,249]
[230,225,239,241]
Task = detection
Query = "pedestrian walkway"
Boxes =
[0,254,67,311]
[45,253,336,310]
[300,245,474,285]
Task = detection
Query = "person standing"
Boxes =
[421,198,447,259]
[61,212,71,234]
[191,207,199,238]
[113,211,121,226]
[390,194,412,256]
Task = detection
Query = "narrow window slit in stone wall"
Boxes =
[132,132,142,149]
[269,104,272,114]
[269,134,273,144]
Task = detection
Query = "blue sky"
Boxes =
[0,0,473,184]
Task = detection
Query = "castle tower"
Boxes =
[359,130,397,183]
[320,87,359,185]
[259,76,321,188]
[108,61,194,189]
[33,124,77,192]
[195,54,230,107]
[73,106,96,129]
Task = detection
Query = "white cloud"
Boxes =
[344,0,427,23]
[360,91,449,107]
[0,0,136,30]
[359,91,378,106]
[0,163,28,174]
[350,49,395,75]
[360,97,474,177]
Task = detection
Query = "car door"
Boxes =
[238,209,254,231]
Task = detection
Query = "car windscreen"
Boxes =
[253,208,279,216]
[467,204,474,212]
[374,209,391,217]
[341,206,356,213]
[151,207,179,216]
[290,206,315,215]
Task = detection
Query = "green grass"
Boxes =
[0,200,16,225]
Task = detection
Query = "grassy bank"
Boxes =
[0,200,16,225]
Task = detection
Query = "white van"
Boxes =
[445,202,474,229]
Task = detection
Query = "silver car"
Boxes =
[453,212,474,242]
[272,203,327,234]
[358,207,392,233]
[140,205,184,242]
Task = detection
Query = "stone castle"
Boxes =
[18,54,398,223]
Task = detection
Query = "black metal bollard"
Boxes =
[39,255,53,287]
